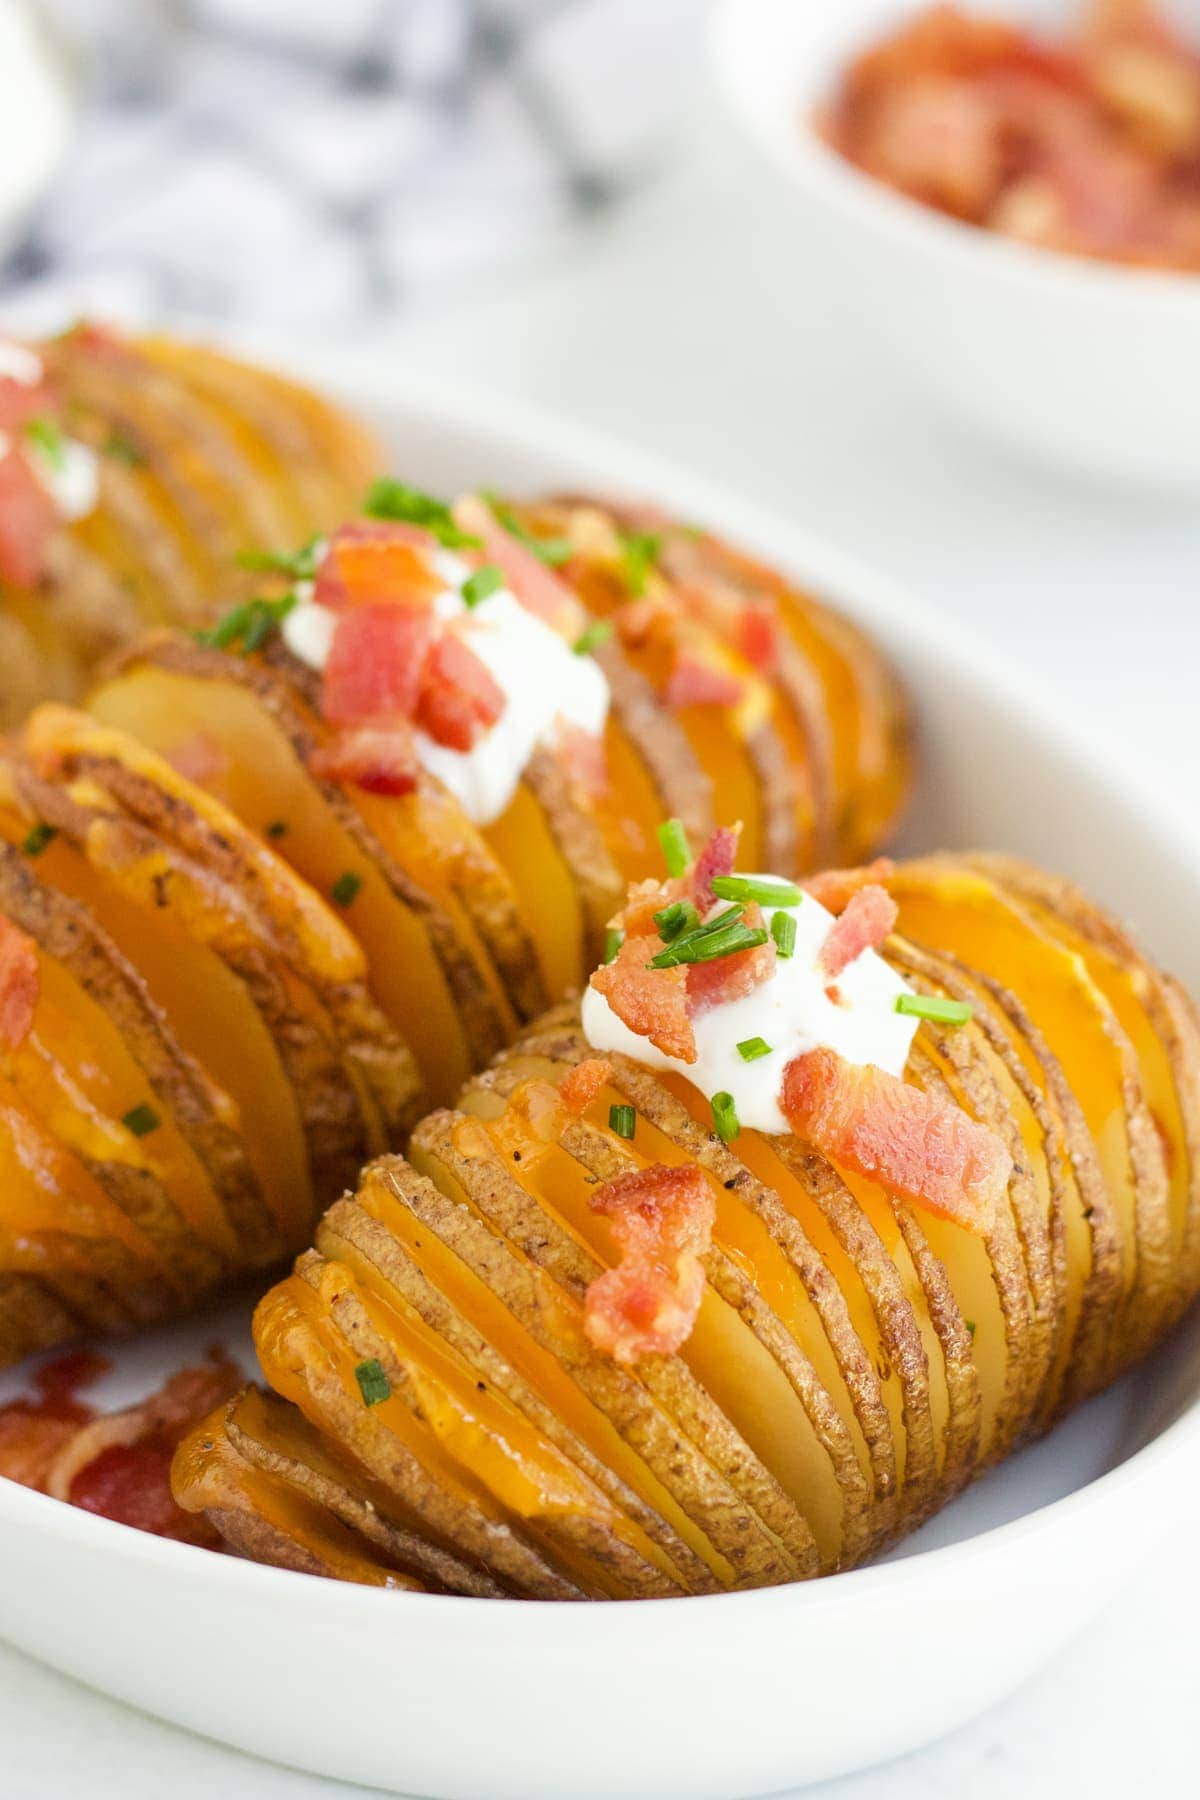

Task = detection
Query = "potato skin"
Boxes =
[173,854,1200,1595]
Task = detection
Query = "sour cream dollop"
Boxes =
[281,547,609,826]
[581,886,919,1136]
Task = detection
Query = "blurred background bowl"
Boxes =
[709,0,1200,491]
[0,2,74,266]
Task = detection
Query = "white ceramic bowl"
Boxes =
[1,355,1199,1799]
[708,0,1200,490]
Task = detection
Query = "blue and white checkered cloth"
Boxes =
[4,0,702,328]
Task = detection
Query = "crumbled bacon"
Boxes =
[453,493,583,636]
[0,1350,240,1547]
[591,932,696,1063]
[780,1047,1010,1233]
[559,1057,612,1114]
[803,858,896,913]
[686,901,776,1016]
[0,916,39,1050]
[0,438,58,587]
[691,825,739,911]
[414,631,505,751]
[817,884,898,980]
[584,1162,715,1362]
[311,721,419,796]
[313,521,444,611]
[321,602,435,725]
[664,650,745,710]
[735,601,782,672]
[0,372,53,435]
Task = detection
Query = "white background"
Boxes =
[3,99,1199,1800]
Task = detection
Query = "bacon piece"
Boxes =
[0,916,39,1051]
[0,438,58,587]
[780,1048,1010,1233]
[686,901,776,1017]
[803,857,896,913]
[414,631,505,751]
[559,1057,612,1115]
[311,721,420,796]
[584,1163,716,1362]
[664,650,745,710]
[691,825,739,911]
[735,601,782,672]
[0,375,53,435]
[453,494,583,636]
[167,730,227,787]
[321,602,436,726]
[817,884,898,980]
[314,521,444,611]
[591,933,696,1063]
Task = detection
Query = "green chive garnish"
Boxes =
[25,416,65,470]
[657,817,690,879]
[21,822,56,857]
[603,928,623,964]
[649,919,767,970]
[965,1319,977,1339]
[895,994,974,1026]
[331,870,362,907]
[364,478,481,550]
[654,899,700,943]
[771,912,797,959]
[196,592,296,655]
[620,530,661,597]
[462,564,504,609]
[609,1103,636,1140]
[712,1092,740,1143]
[737,1036,772,1062]
[237,536,321,581]
[573,619,613,656]
[355,1359,391,1406]
[710,875,803,908]
[103,431,144,466]
[122,1103,160,1138]
[485,496,572,565]
[265,820,288,839]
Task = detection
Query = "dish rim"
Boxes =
[1,350,1197,1624]
[707,0,1200,312]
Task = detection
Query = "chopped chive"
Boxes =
[895,993,974,1026]
[237,536,321,580]
[364,478,481,550]
[196,591,296,655]
[712,1092,740,1143]
[657,817,690,879]
[103,431,144,466]
[331,870,362,907]
[573,619,613,656]
[620,530,661,597]
[710,874,803,908]
[649,921,767,970]
[265,819,288,839]
[654,899,700,943]
[354,1358,391,1406]
[609,1103,636,1140]
[771,912,797,959]
[737,1036,773,1062]
[461,564,504,609]
[122,1103,160,1138]
[965,1319,977,1339]
[24,416,65,470]
[603,927,623,964]
[21,822,57,856]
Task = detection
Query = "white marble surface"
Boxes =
[4,94,1199,1800]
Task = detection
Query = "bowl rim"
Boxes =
[706,0,1200,313]
[2,350,1198,1631]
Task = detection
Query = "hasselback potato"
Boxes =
[172,846,1200,1595]
[88,488,911,1106]
[0,325,380,727]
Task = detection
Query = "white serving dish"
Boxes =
[708,0,1200,491]
[1,355,1199,1800]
